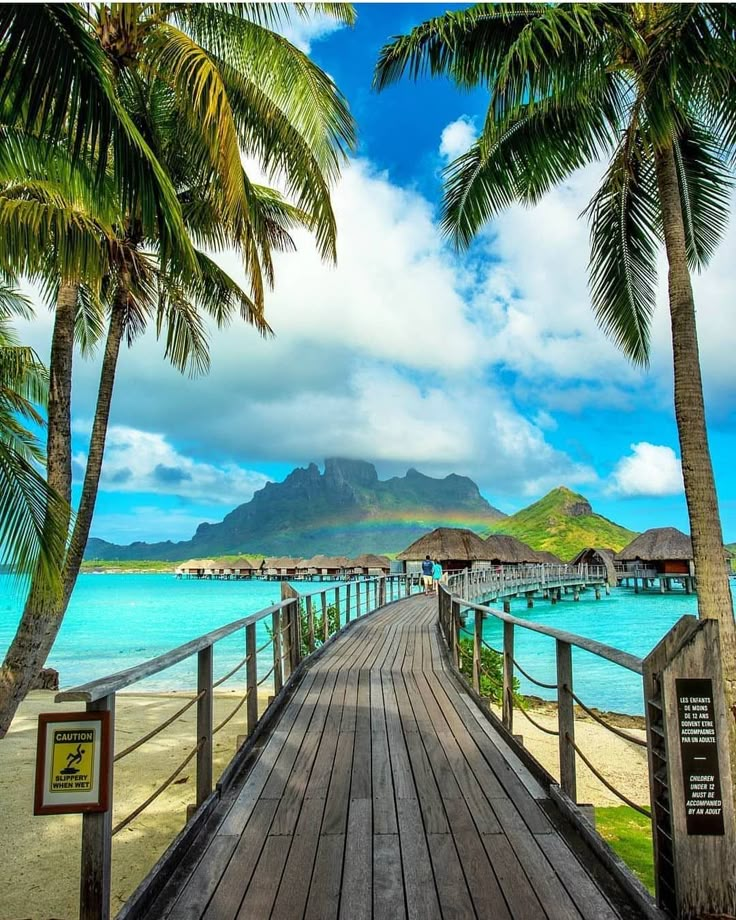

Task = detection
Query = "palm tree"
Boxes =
[374,0,736,790]
[0,280,68,585]
[0,3,355,735]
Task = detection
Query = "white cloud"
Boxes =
[607,442,683,497]
[439,116,477,161]
[74,426,271,503]
[277,12,346,53]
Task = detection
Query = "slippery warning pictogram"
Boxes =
[50,729,94,793]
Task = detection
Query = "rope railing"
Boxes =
[112,740,204,837]
[255,638,273,655]
[516,703,560,737]
[568,735,651,818]
[568,687,648,748]
[511,656,559,691]
[213,653,250,689]
[256,664,276,687]
[114,691,206,763]
[213,690,250,737]
[480,636,503,656]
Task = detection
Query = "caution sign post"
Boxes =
[34,711,111,814]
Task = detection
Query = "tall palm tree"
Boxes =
[0,3,355,735]
[0,281,67,585]
[374,0,736,791]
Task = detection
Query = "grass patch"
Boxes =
[595,805,654,894]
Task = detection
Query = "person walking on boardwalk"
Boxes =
[431,559,443,594]
[421,555,434,595]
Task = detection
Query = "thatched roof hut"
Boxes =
[263,556,301,576]
[351,554,391,575]
[176,558,217,576]
[483,534,540,565]
[398,528,491,572]
[569,547,617,585]
[226,557,256,575]
[615,527,693,575]
[533,550,564,565]
[298,555,349,575]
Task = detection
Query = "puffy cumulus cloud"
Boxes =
[439,116,477,161]
[74,426,272,503]
[277,11,346,53]
[607,442,683,497]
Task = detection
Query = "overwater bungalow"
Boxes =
[296,555,350,580]
[483,534,541,566]
[350,554,391,577]
[569,547,617,585]
[224,557,257,579]
[176,559,218,579]
[534,549,564,565]
[615,527,696,593]
[397,527,492,574]
[262,557,301,580]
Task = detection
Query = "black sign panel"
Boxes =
[676,678,724,835]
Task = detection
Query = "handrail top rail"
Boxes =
[442,585,643,675]
[56,576,385,703]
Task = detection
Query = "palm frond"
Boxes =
[586,140,660,367]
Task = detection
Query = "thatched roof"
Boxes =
[352,553,391,569]
[263,556,301,569]
[534,550,564,565]
[177,558,217,571]
[483,534,540,564]
[227,557,256,570]
[615,528,693,562]
[299,555,349,569]
[569,547,617,584]
[397,528,491,562]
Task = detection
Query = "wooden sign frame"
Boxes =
[34,711,111,815]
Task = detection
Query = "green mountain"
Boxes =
[485,486,636,561]
[85,458,506,561]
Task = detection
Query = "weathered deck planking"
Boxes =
[145,595,632,920]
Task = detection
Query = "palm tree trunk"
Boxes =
[62,293,126,604]
[0,282,78,737]
[654,141,736,790]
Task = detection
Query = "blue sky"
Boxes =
[17,4,736,546]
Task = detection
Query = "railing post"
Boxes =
[196,645,213,807]
[282,606,292,681]
[451,599,461,668]
[306,595,315,652]
[322,590,329,641]
[272,610,283,695]
[80,694,115,920]
[290,598,301,672]
[503,622,514,733]
[472,609,482,694]
[556,639,577,801]
[345,583,351,624]
[246,623,258,735]
[355,581,361,616]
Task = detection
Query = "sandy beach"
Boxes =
[1,690,649,920]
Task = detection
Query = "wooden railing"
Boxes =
[448,562,608,604]
[56,574,421,920]
[438,580,646,811]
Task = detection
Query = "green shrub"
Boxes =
[457,636,521,706]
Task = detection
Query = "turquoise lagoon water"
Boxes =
[1,573,734,713]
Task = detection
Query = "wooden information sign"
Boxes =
[34,711,111,815]
[676,677,724,835]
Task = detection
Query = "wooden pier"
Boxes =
[134,595,634,920]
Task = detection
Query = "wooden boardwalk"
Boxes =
[142,595,632,920]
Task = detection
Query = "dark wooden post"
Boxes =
[643,616,736,918]
[322,590,329,642]
[289,599,301,672]
[355,581,361,618]
[80,694,115,920]
[556,639,576,801]
[306,595,315,652]
[196,645,213,806]
[246,623,258,735]
[503,622,514,733]
[281,607,292,682]
[345,583,351,624]
[472,609,482,694]
[272,610,283,695]
[451,599,461,668]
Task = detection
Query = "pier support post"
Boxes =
[556,640,576,802]
[573,588,579,602]
[526,592,534,609]
[595,587,601,600]
[503,622,514,733]
[472,610,482,694]
[306,595,315,652]
[196,646,213,807]
[503,599,511,614]
[272,610,283,696]
[451,599,461,668]
[80,694,115,920]
[345,583,351,624]
[246,624,258,735]
[322,591,329,642]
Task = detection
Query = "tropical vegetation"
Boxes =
[375,1,736,783]
[0,2,355,736]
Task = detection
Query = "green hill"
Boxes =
[485,486,636,561]
[727,543,736,572]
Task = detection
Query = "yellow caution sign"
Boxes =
[50,728,95,794]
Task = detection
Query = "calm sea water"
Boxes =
[1,573,734,713]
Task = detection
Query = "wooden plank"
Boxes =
[202,798,278,920]
[304,835,345,920]
[270,798,325,920]
[373,834,406,920]
[426,833,476,920]
[453,830,512,919]
[397,798,441,920]
[165,835,238,920]
[271,730,322,835]
[321,730,355,835]
[481,833,547,920]
[403,729,449,834]
[541,832,621,920]
[339,799,372,920]
[235,835,289,920]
